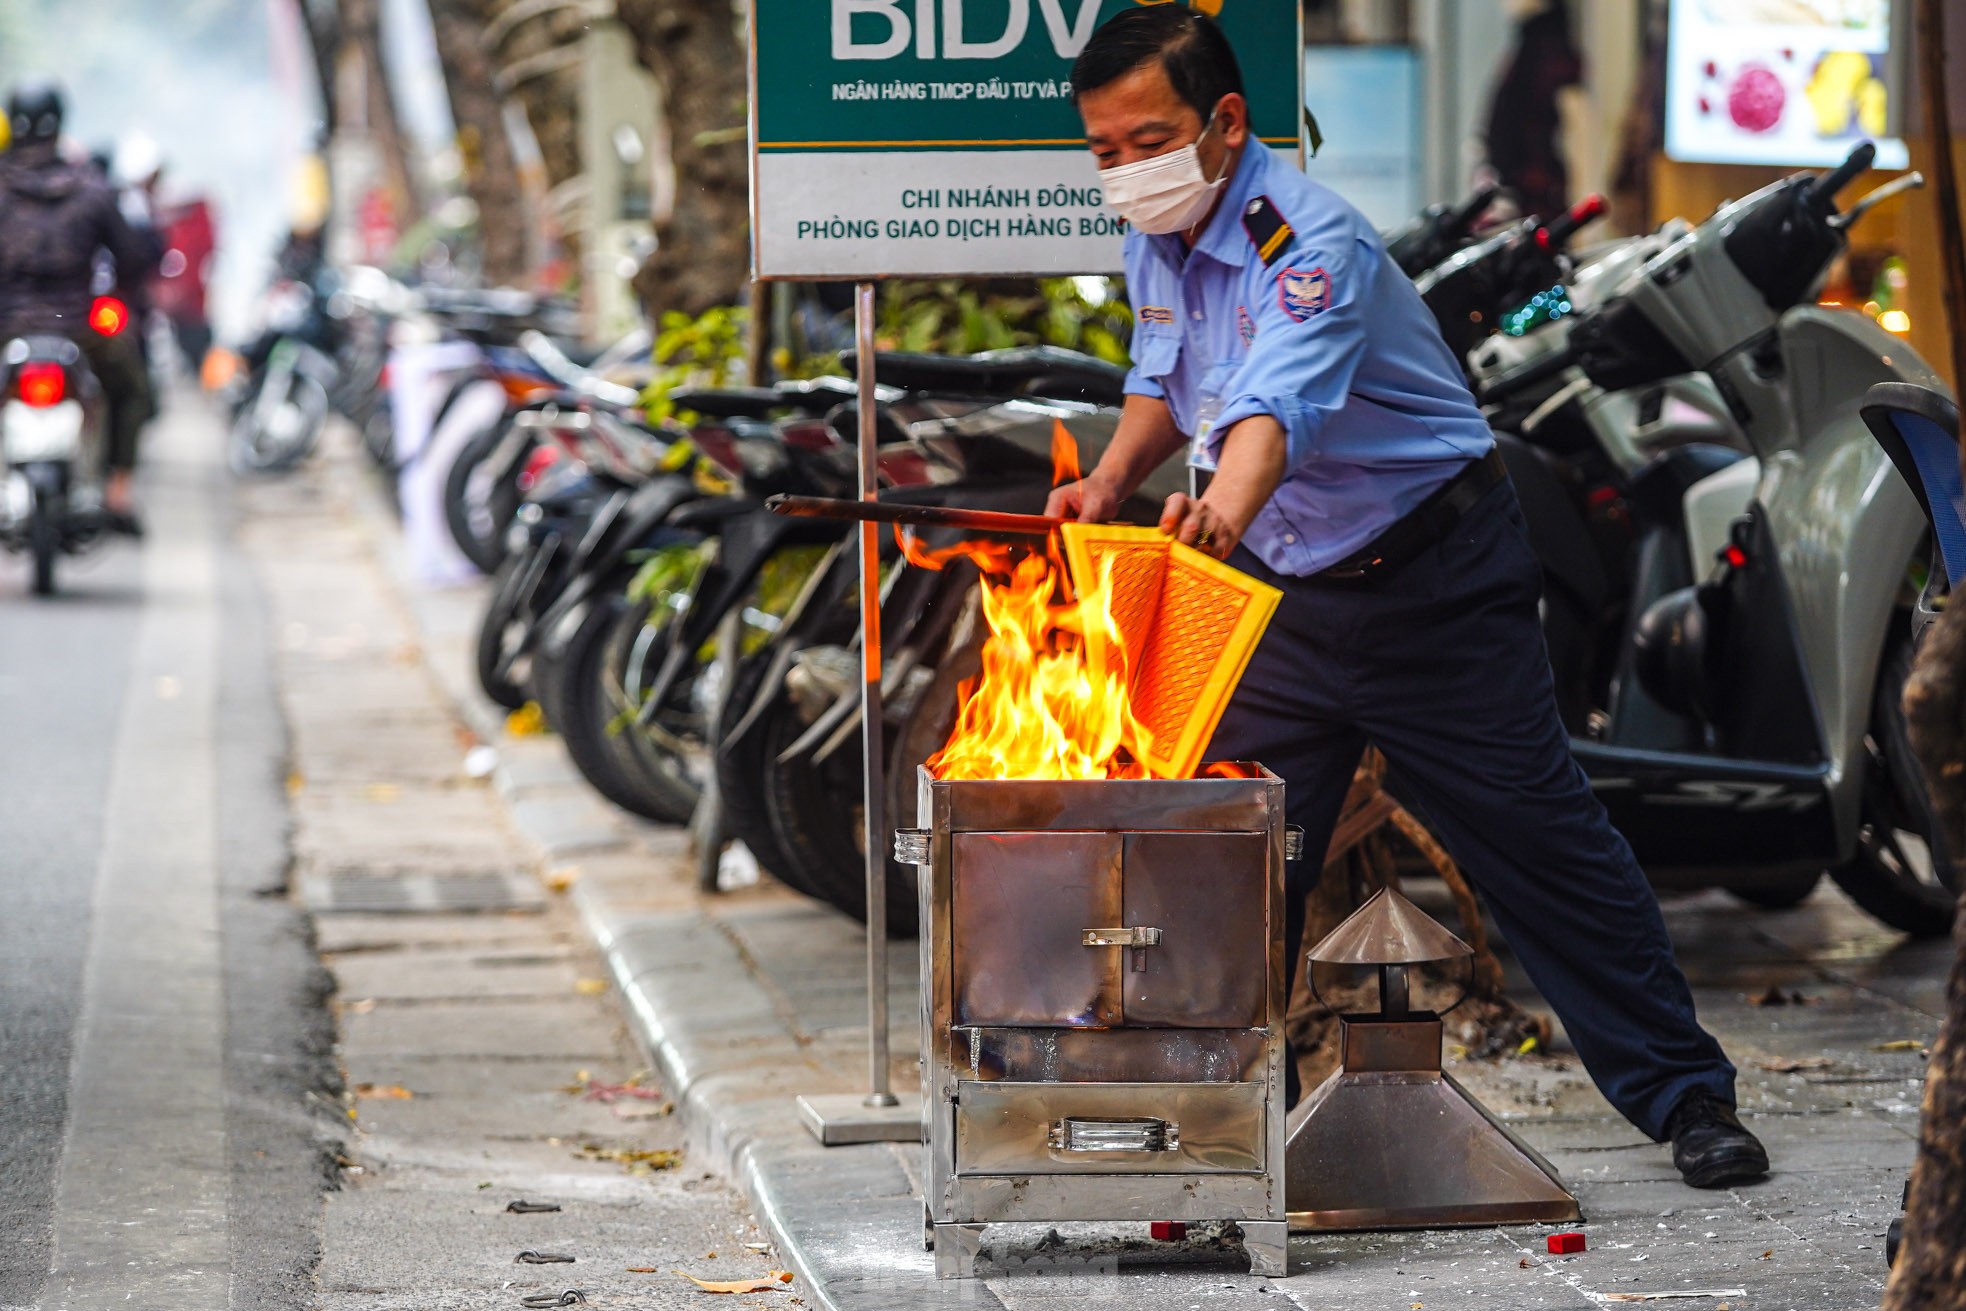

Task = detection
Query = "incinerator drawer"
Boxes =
[953,1081,1268,1176]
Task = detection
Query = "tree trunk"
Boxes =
[1880,6,1966,1304]
[427,0,530,286]
[616,0,751,319]
[483,0,587,263]
[296,0,341,131]
[341,0,422,223]
[1883,602,1966,1309]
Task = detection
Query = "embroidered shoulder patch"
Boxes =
[1241,196,1294,266]
[1237,307,1256,347]
[1138,305,1175,326]
[1277,267,1331,323]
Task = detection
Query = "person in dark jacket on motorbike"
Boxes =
[0,82,158,533]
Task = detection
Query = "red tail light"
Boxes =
[89,295,130,337]
[17,362,66,408]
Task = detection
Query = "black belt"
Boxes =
[1315,448,1509,584]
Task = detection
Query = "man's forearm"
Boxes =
[1201,414,1288,530]
[1088,394,1188,498]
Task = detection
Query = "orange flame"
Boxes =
[910,422,1160,782]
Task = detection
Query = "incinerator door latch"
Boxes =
[1081,925,1163,973]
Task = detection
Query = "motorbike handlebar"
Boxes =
[1479,342,1580,405]
[1807,141,1877,212]
[1446,184,1502,236]
[1535,194,1608,253]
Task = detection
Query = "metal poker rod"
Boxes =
[766,494,1066,537]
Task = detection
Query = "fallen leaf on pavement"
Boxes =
[1601,1294,1746,1303]
[574,1144,683,1174]
[1877,1040,1929,1052]
[676,1270,794,1294]
[507,702,548,737]
[544,865,579,893]
[286,771,306,796]
[1748,985,1817,1006]
[580,1076,667,1104]
[353,1083,414,1100]
[628,1267,659,1273]
[574,978,609,996]
[1754,1057,1835,1073]
[343,998,378,1015]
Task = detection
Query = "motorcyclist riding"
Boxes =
[0,81,158,534]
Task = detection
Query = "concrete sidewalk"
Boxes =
[340,438,1938,1311]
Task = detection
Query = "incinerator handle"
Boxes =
[1047,1116,1181,1154]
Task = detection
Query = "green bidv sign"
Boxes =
[749,0,1303,279]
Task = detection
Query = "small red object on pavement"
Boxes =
[1547,1232,1587,1255]
[1150,1222,1188,1242]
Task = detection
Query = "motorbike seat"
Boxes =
[1861,382,1964,585]
[1626,443,1749,531]
[669,383,855,420]
[844,346,1126,407]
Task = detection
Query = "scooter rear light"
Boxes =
[88,295,130,337]
[1722,544,1749,570]
[516,443,561,491]
[16,362,65,407]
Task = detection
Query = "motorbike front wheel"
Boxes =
[444,419,531,575]
[231,371,329,474]
[28,487,58,596]
[475,557,535,711]
[1829,630,1956,936]
[535,585,704,826]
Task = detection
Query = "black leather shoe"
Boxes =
[1666,1091,1769,1188]
[103,508,144,538]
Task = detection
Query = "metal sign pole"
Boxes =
[795,283,918,1145]
[855,281,898,1111]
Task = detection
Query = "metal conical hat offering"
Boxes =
[1307,887,1473,967]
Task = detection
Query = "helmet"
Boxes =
[7,81,64,145]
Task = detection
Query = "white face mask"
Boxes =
[1098,119,1229,236]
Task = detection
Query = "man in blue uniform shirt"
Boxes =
[1047,7,1767,1190]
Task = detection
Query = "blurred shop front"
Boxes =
[1306,0,1958,387]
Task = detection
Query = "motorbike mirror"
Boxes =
[1806,140,1877,212]
[1830,172,1926,231]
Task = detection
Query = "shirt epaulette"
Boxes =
[1241,195,1293,267]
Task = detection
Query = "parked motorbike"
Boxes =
[442,328,650,573]
[0,333,108,594]
[1473,142,1951,933]
[229,267,343,473]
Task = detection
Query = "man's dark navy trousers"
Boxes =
[1207,476,1736,1138]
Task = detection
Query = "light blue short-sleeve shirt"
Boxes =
[1122,142,1495,577]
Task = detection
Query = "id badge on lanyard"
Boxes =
[1189,393,1223,473]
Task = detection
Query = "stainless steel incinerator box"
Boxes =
[894,765,1298,1279]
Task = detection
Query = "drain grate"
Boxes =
[301,870,546,914]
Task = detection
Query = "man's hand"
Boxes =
[1159,493,1249,561]
[1161,414,1289,562]
[1045,472,1124,524]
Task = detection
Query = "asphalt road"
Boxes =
[0,393,334,1311]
